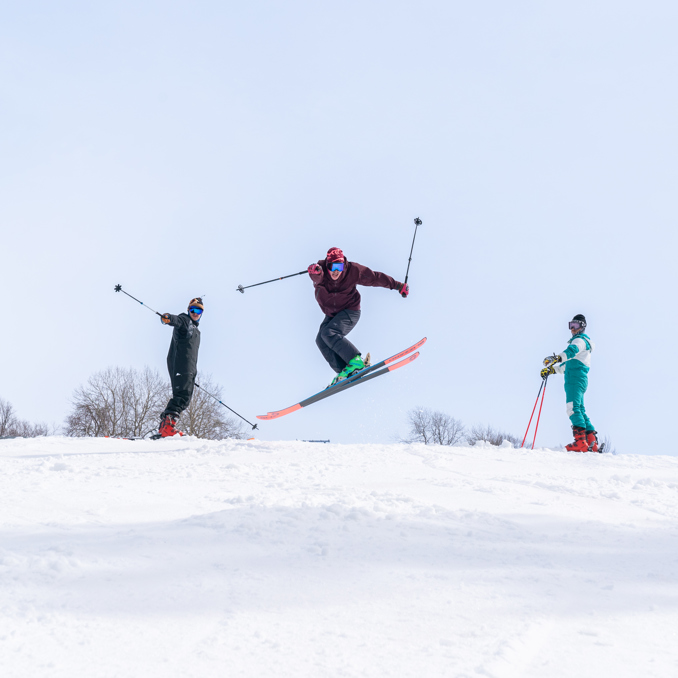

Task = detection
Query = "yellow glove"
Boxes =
[543,354,562,367]
[161,313,171,325]
[540,366,555,379]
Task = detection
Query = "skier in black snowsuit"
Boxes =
[158,297,204,437]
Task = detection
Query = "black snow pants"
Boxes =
[315,309,361,373]
[162,371,196,418]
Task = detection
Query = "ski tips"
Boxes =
[257,404,302,420]
[388,352,419,371]
[384,337,426,364]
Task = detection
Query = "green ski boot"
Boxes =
[329,354,366,387]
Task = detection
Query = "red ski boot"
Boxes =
[566,426,589,452]
[586,430,600,453]
[158,414,184,438]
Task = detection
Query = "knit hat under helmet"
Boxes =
[326,247,344,263]
[189,297,204,311]
[571,314,586,328]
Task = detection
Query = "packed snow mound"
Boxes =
[1,437,677,678]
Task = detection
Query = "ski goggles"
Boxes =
[188,306,203,315]
[329,262,344,272]
[568,321,584,330]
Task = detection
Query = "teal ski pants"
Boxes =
[564,373,594,431]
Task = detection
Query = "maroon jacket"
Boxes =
[309,259,400,317]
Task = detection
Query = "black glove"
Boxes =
[543,354,562,367]
[161,313,171,325]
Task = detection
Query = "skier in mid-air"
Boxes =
[158,298,204,437]
[307,247,409,386]
[541,314,599,452]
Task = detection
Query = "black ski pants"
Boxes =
[316,310,361,373]
[162,371,196,418]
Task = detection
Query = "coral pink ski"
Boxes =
[257,338,426,421]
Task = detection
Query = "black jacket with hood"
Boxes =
[165,313,201,382]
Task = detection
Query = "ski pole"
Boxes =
[531,376,548,450]
[402,217,422,296]
[114,285,161,316]
[521,378,545,448]
[236,271,307,294]
[195,383,259,430]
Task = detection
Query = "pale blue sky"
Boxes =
[1,1,677,452]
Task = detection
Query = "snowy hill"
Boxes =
[1,437,677,678]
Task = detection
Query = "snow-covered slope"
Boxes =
[1,437,677,678]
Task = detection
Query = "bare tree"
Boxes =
[467,424,520,447]
[181,375,246,440]
[64,367,169,438]
[401,407,466,446]
[64,367,245,440]
[429,410,466,446]
[0,398,16,437]
[402,407,434,445]
[0,397,52,438]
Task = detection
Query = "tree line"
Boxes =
[400,406,615,453]
[1,367,245,440]
[400,407,521,447]
[3,377,613,450]
[0,399,53,438]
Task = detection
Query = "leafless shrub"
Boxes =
[401,407,466,446]
[467,424,521,447]
[0,398,15,437]
[10,420,53,437]
[181,375,246,440]
[0,397,53,438]
[602,435,616,455]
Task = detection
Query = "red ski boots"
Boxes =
[566,426,589,452]
[158,414,183,438]
[586,430,600,453]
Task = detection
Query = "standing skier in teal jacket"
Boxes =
[541,314,599,452]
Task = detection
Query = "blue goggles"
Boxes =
[189,307,203,315]
[329,262,344,272]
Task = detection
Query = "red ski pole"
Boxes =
[531,377,548,449]
[521,379,545,448]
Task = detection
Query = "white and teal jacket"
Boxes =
[554,333,594,380]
